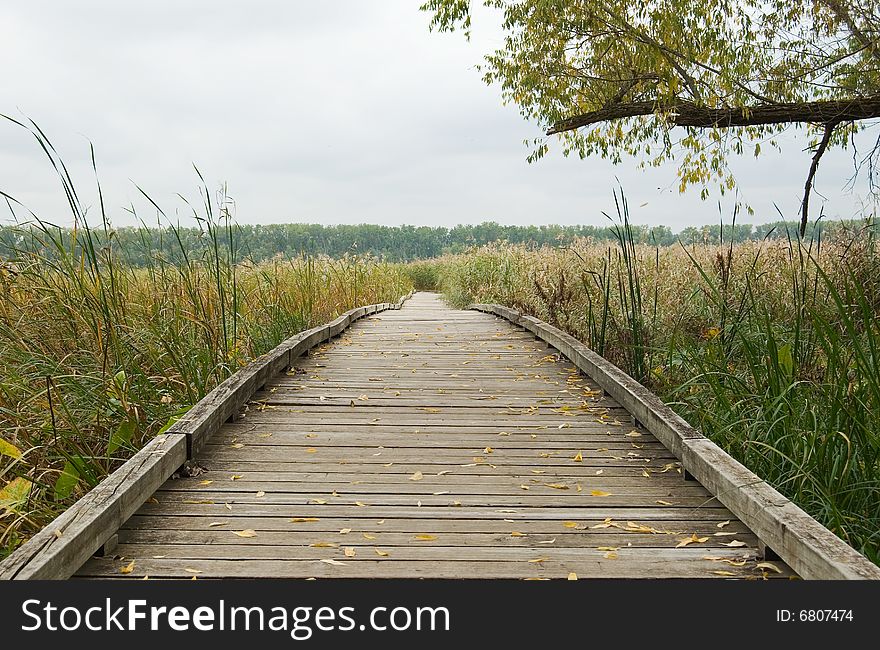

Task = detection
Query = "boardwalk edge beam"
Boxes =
[0,292,413,580]
[468,302,880,581]
[0,434,187,580]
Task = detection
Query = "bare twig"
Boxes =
[801,121,839,237]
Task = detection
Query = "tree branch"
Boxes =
[547,94,880,134]
[819,0,880,62]
[800,121,839,237]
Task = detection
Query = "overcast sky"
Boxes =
[2,1,877,231]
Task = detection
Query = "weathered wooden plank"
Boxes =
[196,452,677,467]
[470,302,880,580]
[160,478,705,494]
[122,515,754,535]
[116,528,757,549]
[165,464,674,479]
[102,544,766,563]
[202,440,669,455]
[216,427,662,443]
[228,415,634,428]
[152,492,718,509]
[0,434,187,580]
[223,421,637,433]
[76,554,790,579]
[210,437,665,450]
[250,397,620,411]
[135,503,736,520]
[155,467,677,482]
[191,458,677,472]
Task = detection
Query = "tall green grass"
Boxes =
[438,207,880,564]
[0,123,411,557]
[404,260,443,291]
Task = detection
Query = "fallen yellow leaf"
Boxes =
[375,549,389,557]
[756,562,783,574]
[410,471,423,481]
[343,547,356,557]
[590,490,612,497]
[234,529,257,538]
[414,534,437,541]
[567,572,578,580]
[120,561,135,574]
[676,533,709,548]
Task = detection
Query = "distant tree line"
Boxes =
[0,218,874,265]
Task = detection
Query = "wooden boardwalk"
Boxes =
[75,293,797,579]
